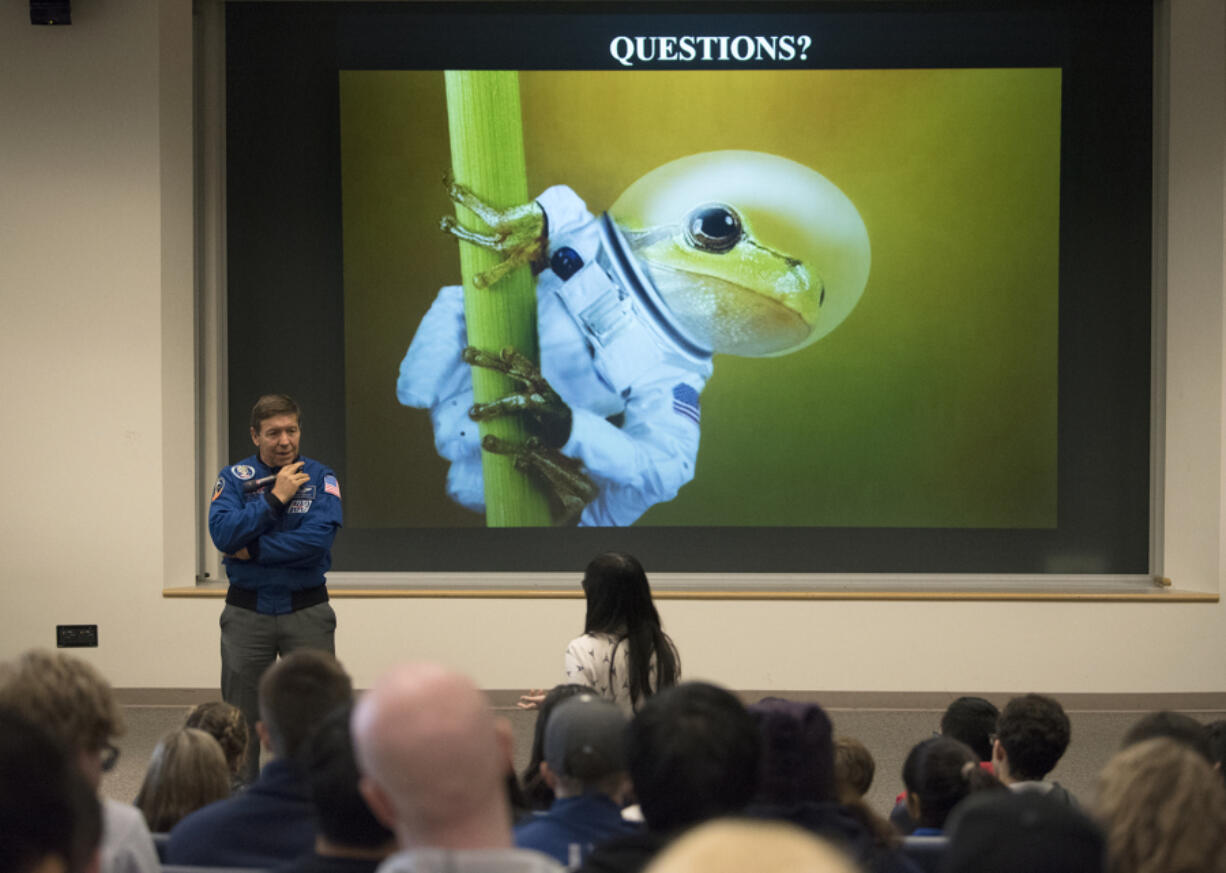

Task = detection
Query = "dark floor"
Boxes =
[102,695,1226,821]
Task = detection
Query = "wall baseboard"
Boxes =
[115,688,1226,712]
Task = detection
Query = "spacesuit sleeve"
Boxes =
[535,185,593,239]
[397,284,468,409]
[563,375,704,527]
[207,469,276,555]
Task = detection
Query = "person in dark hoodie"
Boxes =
[576,682,759,873]
[745,698,922,873]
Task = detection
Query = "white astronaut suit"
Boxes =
[398,185,715,527]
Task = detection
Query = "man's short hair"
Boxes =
[0,706,102,873]
[258,650,353,762]
[303,705,393,849]
[941,696,1000,762]
[1122,711,1212,763]
[625,682,760,833]
[0,650,123,753]
[996,693,1071,782]
[250,394,301,432]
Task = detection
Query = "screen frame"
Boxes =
[195,0,1165,593]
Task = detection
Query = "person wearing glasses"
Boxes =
[0,650,160,873]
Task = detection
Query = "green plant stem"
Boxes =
[444,70,551,527]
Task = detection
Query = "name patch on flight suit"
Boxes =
[288,499,312,514]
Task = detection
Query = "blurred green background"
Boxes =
[339,68,1060,528]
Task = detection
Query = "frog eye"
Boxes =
[683,204,743,254]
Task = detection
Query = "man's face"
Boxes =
[251,413,301,468]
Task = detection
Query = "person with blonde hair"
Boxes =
[184,702,248,790]
[642,819,858,873]
[0,651,158,873]
[134,728,231,833]
[1096,737,1226,873]
[166,650,354,868]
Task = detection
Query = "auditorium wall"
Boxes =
[1,0,1223,695]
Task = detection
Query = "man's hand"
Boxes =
[227,547,252,561]
[271,461,310,504]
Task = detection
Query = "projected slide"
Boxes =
[340,69,1062,530]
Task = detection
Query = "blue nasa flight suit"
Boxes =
[208,454,342,613]
[399,186,714,527]
[208,454,342,782]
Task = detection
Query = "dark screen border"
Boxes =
[224,0,1152,574]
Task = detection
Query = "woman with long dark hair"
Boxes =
[901,736,1003,834]
[564,552,680,711]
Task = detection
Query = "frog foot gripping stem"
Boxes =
[441,175,547,289]
[462,345,574,447]
[482,434,598,525]
[462,345,597,524]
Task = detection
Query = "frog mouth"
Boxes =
[639,262,816,357]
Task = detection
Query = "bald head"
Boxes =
[352,663,512,849]
[644,820,858,873]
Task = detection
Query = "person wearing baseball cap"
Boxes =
[514,695,640,867]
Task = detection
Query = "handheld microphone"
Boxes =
[242,474,277,493]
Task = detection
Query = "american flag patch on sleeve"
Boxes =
[672,383,701,425]
[324,474,342,499]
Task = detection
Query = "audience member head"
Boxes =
[184,701,248,781]
[642,819,858,873]
[521,683,594,810]
[1096,737,1226,873]
[625,681,759,833]
[257,650,353,764]
[993,693,1070,783]
[134,728,231,832]
[902,736,1002,831]
[352,663,513,849]
[749,698,836,806]
[0,706,102,873]
[1206,720,1226,787]
[944,790,1104,873]
[581,551,680,707]
[941,696,1000,762]
[303,704,394,855]
[833,736,875,803]
[542,694,629,801]
[0,651,124,790]
[1121,710,1212,762]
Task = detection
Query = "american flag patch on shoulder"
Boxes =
[672,383,701,425]
[324,474,341,499]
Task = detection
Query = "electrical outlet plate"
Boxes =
[56,625,98,647]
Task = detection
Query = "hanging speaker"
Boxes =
[30,0,71,25]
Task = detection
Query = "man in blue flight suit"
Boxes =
[208,394,343,783]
